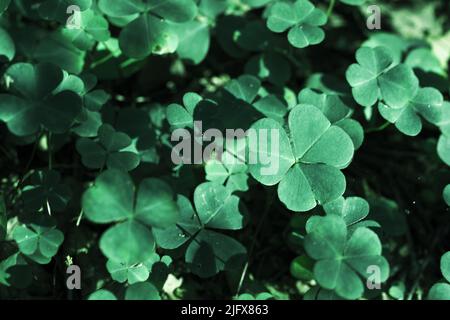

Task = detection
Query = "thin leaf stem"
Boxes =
[327,0,336,17]
[365,121,391,133]
[76,209,84,226]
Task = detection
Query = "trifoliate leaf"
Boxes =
[82,169,179,263]
[21,170,71,213]
[249,104,355,212]
[12,216,64,263]
[347,46,420,109]
[267,0,327,48]
[346,46,394,107]
[304,215,389,300]
[153,183,246,278]
[0,63,82,136]
[76,124,140,171]
[378,87,443,136]
[205,151,249,193]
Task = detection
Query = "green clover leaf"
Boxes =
[267,0,327,49]
[304,215,389,300]
[71,75,110,137]
[248,104,355,212]
[82,169,179,264]
[76,124,140,171]
[12,216,64,264]
[0,63,82,136]
[346,46,420,108]
[21,170,71,214]
[378,87,443,136]
[205,156,249,193]
[98,0,198,59]
[153,182,246,278]
[106,252,171,285]
[205,141,249,193]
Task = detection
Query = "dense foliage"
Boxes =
[0,0,449,300]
